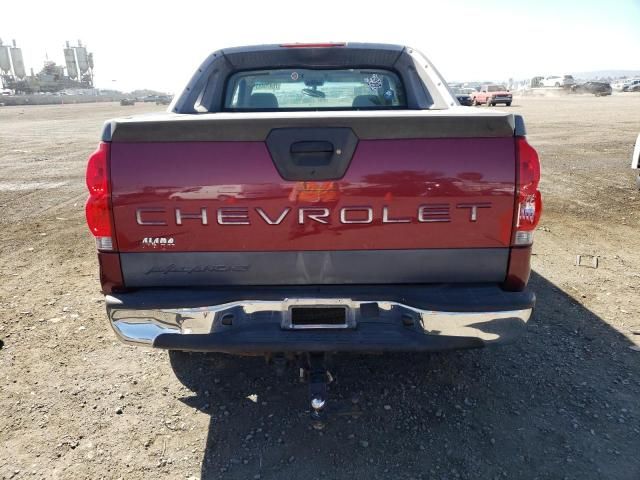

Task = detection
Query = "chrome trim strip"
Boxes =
[108,297,532,347]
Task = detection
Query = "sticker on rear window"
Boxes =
[364,73,383,92]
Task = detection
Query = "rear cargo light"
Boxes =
[280,42,346,48]
[513,137,542,246]
[85,142,115,251]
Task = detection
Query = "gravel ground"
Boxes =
[0,96,639,479]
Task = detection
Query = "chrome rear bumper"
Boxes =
[107,287,534,352]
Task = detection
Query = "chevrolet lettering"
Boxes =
[135,204,491,226]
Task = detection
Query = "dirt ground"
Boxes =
[0,95,639,480]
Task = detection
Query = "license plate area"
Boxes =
[282,301,355,330]
[292,307,346,328]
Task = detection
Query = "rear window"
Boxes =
[487,85,507,92]
[224,68,406,111]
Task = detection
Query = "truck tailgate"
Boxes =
[108,113,516,287]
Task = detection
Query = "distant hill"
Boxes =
[129,89,169,97]
[572,70,640,80]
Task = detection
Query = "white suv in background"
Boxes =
[541,75,576,88]
[622,79,640,92]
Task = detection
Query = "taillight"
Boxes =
[85,142,115,251]
[513,137,542,245]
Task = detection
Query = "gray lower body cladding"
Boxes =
[120,248,508,287]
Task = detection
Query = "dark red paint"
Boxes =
[109,138,516,252]
[502,246,532,292]
[98,252,124,294]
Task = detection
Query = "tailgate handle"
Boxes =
[290,141,334,166]
[291,141,334,154]
[266,127,358,181]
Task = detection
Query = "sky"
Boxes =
[2,0,639,92]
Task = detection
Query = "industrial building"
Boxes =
[0,39,94,93]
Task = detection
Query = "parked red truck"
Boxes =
[471,84,513,106]
[86,43,541,420]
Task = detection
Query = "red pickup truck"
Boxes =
[471,84,513,106]
[86,43,541,419]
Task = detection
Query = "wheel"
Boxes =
[555,82,560,87]
[472,98,478,106]
[487,99,494,106]
[505,102,512,106]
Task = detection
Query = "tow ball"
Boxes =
[305,353,333,429]
[269,352,361,428]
